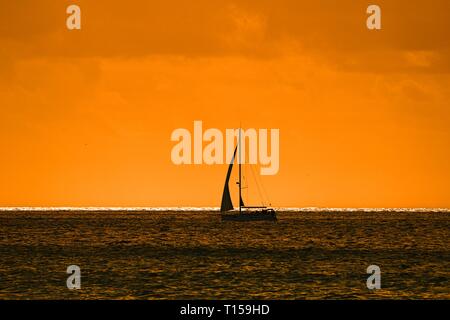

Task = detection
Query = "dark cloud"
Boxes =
[0,0,449,72]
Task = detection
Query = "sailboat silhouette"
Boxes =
[220,128,277,221]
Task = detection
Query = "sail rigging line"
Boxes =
[257,167,272,206]
[249,164,267,207]
[241,164,249,205]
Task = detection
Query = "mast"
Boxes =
[239,127,242,213]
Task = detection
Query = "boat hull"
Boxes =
[221,210,277,222]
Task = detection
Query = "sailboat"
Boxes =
[220,128,277,222]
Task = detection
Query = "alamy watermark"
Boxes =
[366,5,381,30]
[65,4,381,31]
[366,265,381,290]
[66,265,81,290]
[66,5,81,30]
[171,121,280,175]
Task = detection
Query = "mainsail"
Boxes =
[220,146,237,212]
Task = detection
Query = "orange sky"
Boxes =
[0,0,449,207]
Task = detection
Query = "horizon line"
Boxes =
[0,206,449,212]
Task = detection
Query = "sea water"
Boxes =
[0,209,448,299]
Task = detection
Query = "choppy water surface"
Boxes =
[0,210,449,299]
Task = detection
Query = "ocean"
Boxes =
[0,208,449,299]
